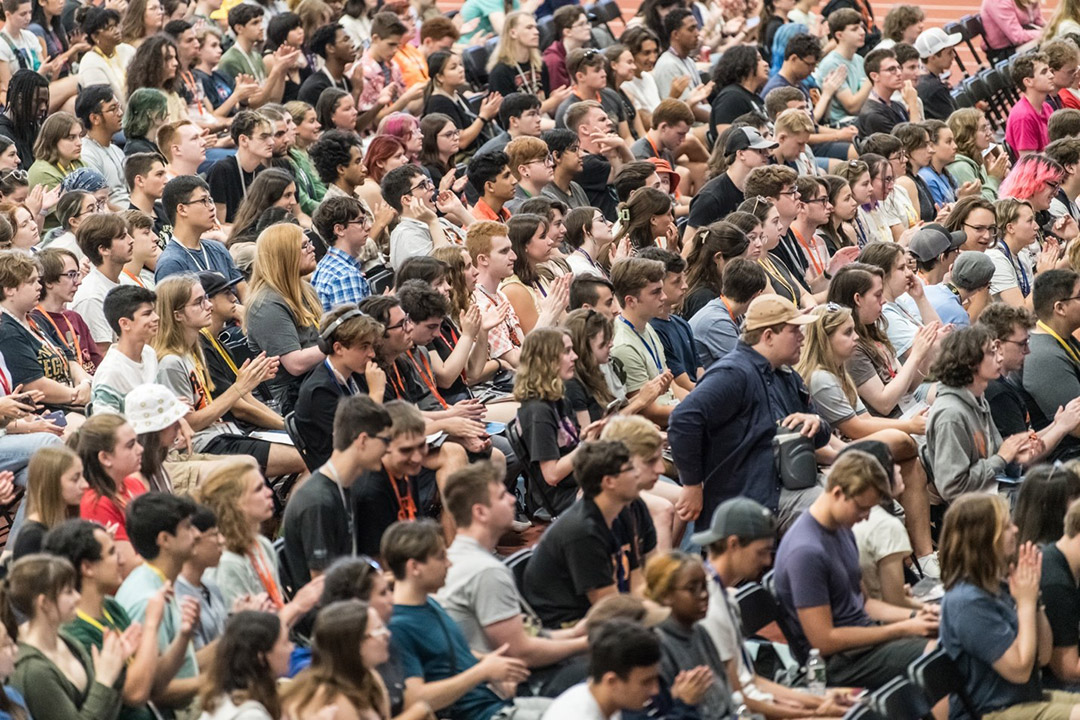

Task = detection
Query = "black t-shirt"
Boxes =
[611,498,657,592]
[124,136,160,157]
[687,173,744,229]
[1041,543,1080,682]
[521,496,622,628]
[564,376,603,423]
[709,84,767,139]
[352,465,422,558]
[195,68,235,111]
[207,156,264,223]
[575,152,618,221]
[856,96,909,136]
[297,71,352,107]
[281,471,353,586]
[681,286,718,321]
[378,353,443,411]
[0,315,72,391]
[773,231,812,292]
[917,73,957,122]
[294,360,358,468]
[430,319,471,403]
[517,397,580,516]
[11,520,47,560]
[488,61,550,98]
[986,375,1031,439]
[422,93,489,153]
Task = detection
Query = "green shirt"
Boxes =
[217,45,266,83]
[289,147,325,216]
[11,629,122,720]
[64,598,155,720]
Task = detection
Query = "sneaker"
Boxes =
[917,552,940,579]
[511,518,533,533]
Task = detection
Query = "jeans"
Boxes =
[1,431,64,545]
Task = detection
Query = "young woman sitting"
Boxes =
[196,611,293,720]
[11,445,84,559]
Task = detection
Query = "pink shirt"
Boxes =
[1005,95,1052,153]
[980,0,1043,50]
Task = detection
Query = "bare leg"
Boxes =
[265,444,308,477]
[862,428,933,558]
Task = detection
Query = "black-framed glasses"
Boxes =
[964,223,997,235]
[408,178,435,194]
[1059,295,1080,304]
[804,197,830,205]
[60,270,80,281]
[180,195,215,208]
[374,434,392,445]
[778,188,800,198]
[1001,337,1031,350]
[385,316,414,331]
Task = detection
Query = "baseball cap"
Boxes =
[725,127,778,156]
[951,250,996,290]
[198,270,242,298]
[915,27,962,59]
[908,223,966,262]
[743,294,816,331]
[691,497,777,546]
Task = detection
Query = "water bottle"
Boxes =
[806,648,826,695]
[736,704,753,720]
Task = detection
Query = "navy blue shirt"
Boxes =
[650,314,699,382]
[668,341,831,518]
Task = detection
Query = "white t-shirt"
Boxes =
[542,683,619,720]
[622,73,662,113]
[91,344,158,414]
[852,505,912,600]
[70,267,119,344]
[987,244,1034,299]
[0,28,42,72]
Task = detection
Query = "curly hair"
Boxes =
[931,325,992,388]
[513,327,570,402]
[195,459,259,554]
[432,246,470,325]
[126,34,180,97]
[711,44,762,88]
[565,308,615,406]
[882,4,924,42]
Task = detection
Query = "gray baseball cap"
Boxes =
[951,251,996,290]
[691,497,777,546]
[908,223,966,262]
[725,127,778,155]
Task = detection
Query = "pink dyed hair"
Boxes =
[998,153,1065,200]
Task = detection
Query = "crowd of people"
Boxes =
[0,0,1078,716]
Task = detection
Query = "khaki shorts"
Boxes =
[984,690,1080,720]
[163,450,225,496]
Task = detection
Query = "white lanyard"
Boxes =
[174,238,210,271]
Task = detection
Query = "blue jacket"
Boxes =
[668,342,831,519]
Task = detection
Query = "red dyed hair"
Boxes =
[363,135,408,184]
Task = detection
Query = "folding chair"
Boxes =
[503,546,533,593]
[908,647,980,719]
[463,44,490,88]
[505,419,562,521]
[951,86,974,110]
[868,678,932,720]
[944,22,974,79]
[960,15,990,70]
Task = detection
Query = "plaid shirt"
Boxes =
[312,246,371,311]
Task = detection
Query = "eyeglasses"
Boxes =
[187,295,212,308]
[778,188,800,198]
[408,178,435,193]
[365,626,391,639]
[1047,180,1063,192]
[529,154,555,168]
[964,223,997,236]
[439,129,461,139]
[180,195,215,208]
[373,434,392,445]
[1059,295,1080,304]
[301,239,314,250]
[385,316,414,331]
[878,64,901,74]
[1001,337,1030,350]
[60,270,79,281]
[804,196,830,205]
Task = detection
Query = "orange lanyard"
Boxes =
[438,323,469,385]
[407,350,448,409]
[121,269,144,287]
[389,362,407,399]
[249,544,284,609]
[191,352,214,404]
[180,70,205,115]
[719,295,737,323]
[34,306,83,361]
[385,466,418,522]
[791,227,825,275]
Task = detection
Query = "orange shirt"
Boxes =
[394,44,428,89]
[473,198,511,222]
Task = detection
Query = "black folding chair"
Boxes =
[869,678,932,720]
[538,15,556,51]
[951,86,975,110]
[908,647,980,719]
[842,705,886,720]
[463,44,490,88]
[944,21,974,79]
[505,419,562,521]
[961,14,990,70]
[995,58,1021,103]
[502,546,533,593]
[273,536,297,601]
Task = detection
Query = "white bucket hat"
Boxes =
[124,384,189,435]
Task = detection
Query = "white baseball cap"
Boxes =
[915,27,963,59]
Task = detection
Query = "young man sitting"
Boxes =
[282,393,393,585]
[856,48,918,137]
[555,48,631,139]
[158,120,207,180]
[565,101,633,221]
[76,84,129,209]
[294,305,385,466]
[505,137,555,215]
[774,450,938,690]
[689,258,767,369]
[477,92,544,157]
[812,9,872,124]
[72,213,134,354]
[637,247,700,393]
[156,176,248,301]
[383,519,547,719]
[468,221,526,369]
[541,128,590,210]
[468,151,517,223]
[311,196,373,310]
[115,492,205,713]
[91,285,159,413]
[384,164,470,270]
[125,152,172,241]
[1006,52,1055,156]
[206,110,272,223]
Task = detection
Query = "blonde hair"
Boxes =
[513,327,570,402]
[152,274,215,388]
[948,108,985,162]
[1046,0,1080,40]
[25,447,80,529]
[825,450,891,498]
[643,551,701,604]
[601,415,662,459]
[995,197,1033,239]
[488,11,542,72]
[795,304,859,407]
[246,224,322,332]
[196,459,260,555]
[774,108,815,136]
[940,493,1012,593]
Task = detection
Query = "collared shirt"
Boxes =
[473,198,511,222]
[473,284,523,359]
[668,341,831,518]
[311,245,371,311]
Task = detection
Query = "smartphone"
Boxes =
[43,410,67,428]
[603,398,628,418]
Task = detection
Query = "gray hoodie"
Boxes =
[926,384,1007,503]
